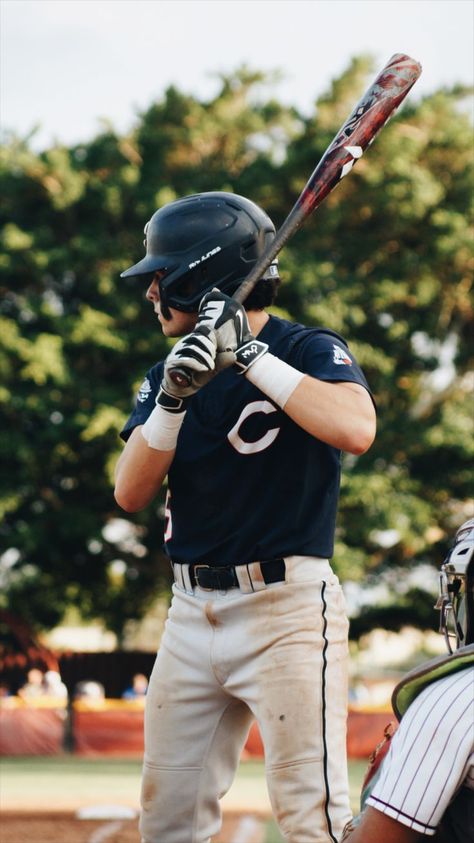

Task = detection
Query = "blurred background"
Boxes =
[0,0,473,837]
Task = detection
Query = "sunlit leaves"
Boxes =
[0,62,472,637]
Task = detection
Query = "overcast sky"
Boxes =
[1,0,473,150]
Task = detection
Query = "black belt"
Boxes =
[172,558,286,591]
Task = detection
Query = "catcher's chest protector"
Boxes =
[391,643,474,719]
[391,645,474,843]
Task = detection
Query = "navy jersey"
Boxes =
[120,315,373,565]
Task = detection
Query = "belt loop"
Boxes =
[181,565,193,593]
[247,561,268,592]
[172,561,190,593]
[235,566,254,594]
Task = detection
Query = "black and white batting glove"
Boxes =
[158,329,217,413]
[196,289,268,374]
[142,329,223,451]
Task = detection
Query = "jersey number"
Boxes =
[227,400,281,455]
[164,489,172,542]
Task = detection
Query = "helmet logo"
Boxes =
[189,245,221,270]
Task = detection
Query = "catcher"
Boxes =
[343,518,474,843]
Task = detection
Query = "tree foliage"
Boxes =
[1,61,472,638]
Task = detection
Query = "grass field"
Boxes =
[0,757,368,842]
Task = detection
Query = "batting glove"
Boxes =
[158,329,218,412]
[196,289,268,373]
[142,328,226,451]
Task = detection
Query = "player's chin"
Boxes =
[160,319,187,339]
[155,311,172,334]
[163,311,199,337]
[158,319,174,336]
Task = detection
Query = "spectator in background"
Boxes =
[18,667,46,700]
[0,682,11,698]
[0,681,13,707]
[122,673,148,700]
[73,680,105,701]
[43,670,68,699]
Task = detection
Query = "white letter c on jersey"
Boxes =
[227,400,280,455]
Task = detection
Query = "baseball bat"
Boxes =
[170,53,422,387]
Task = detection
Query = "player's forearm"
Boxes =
[245,353,376,454]
[114,426,173,512]
[342,807,422,843]
[284,376,376,454]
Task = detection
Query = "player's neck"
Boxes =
[247,309,270,336]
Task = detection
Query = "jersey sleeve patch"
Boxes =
[137,377,153,403]
[120,363,163,441]
[332,343,353,366]
[292,330,370,389]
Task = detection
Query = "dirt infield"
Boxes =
[0,757,365,841]
[0,811,267,843]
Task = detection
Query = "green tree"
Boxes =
[1,62,472,639]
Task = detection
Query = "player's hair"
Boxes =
[244,276,280,310]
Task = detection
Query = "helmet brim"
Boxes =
[120,254,167,279]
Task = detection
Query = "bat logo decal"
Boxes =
[340,145,364,179]
[341,97,376,138]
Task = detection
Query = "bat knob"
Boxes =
[169,367,192,388]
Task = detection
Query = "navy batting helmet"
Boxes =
[120,192,279,319]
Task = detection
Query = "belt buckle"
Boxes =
[194,564,214,591]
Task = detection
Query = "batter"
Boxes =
[115,191,376,843]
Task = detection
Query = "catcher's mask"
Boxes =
[120,192,279,320]
[435,518,474,653]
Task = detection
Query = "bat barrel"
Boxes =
[233,53,421,304]
[169,53,422,384]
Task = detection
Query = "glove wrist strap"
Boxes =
[156,387,190,414]
[234,339,269,372]
[245,353,305,409]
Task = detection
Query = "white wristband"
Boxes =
[245,352,305,409]
[141,404,186,451]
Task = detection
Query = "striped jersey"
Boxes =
[367,666,474,836]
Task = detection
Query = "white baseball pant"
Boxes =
[139,556,351,843]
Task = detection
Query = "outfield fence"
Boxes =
[0,696,395,759]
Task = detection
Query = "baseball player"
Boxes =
[342,518,474,843]
[114,191,376,843]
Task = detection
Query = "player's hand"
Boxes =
[197,289,250,350]
[158,330,217,413]
[197,289,268,373]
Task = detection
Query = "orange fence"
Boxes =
[73,700,146,757]
[0,706,66,755]
[0,698,394,759]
